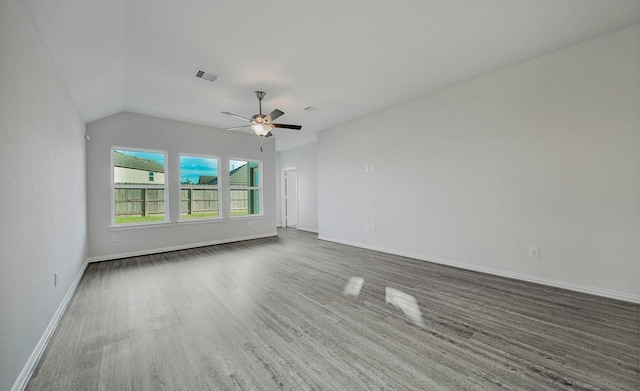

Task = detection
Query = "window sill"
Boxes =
[229,214,264,220]
[109,221,172,231]
[178,217,224,225]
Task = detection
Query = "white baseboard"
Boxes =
[318,236,640,304]
[87,232,279,263]
[11,259,89,391]
[296,227,318,234]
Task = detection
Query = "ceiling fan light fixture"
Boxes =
[251,123,272,136]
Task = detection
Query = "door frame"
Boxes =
[281,166,298,228]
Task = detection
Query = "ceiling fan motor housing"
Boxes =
[251,114,268,124]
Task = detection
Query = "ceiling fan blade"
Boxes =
[272,123,302,130]
[264,109,284,123]
[221,111,250,122]
[224,125,251,131]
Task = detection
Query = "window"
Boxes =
[229,159,261,216]
[180,155,220,220]
[113,148,167,225]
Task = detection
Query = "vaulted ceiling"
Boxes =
[25,0,639,150]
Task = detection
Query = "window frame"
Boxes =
[228,158,263,219]
[110,147,170,228]
[178,153,222,223]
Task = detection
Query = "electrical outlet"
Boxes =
[529,247,540,258]
[54,272,58,287]
[112,234,118,242]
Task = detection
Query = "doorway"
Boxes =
[282,168,298,228]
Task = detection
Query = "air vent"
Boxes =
[304,106,321,112]
[195,70,217,83]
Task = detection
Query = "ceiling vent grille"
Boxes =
[195,70,217,83]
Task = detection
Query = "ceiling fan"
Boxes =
[222,91,302,151]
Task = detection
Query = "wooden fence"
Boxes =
[114,188,165,217]
[180,188,218,215]
[114,187,257,217]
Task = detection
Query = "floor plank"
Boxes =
[27,228,639,390]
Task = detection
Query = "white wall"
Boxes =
[318,25,639,302]
[0,0,88,389]
[277,142,318,232]
[86,112,277,260]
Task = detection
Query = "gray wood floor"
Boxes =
[27,229,639,390]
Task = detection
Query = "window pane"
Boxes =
[180,155,219,220]
[230,189,260,216]
[114,188,165,224]
[229,160,259,187]
[180,155,218,185]
[113,149,166,225]
[114,149,165,186]
[180,189,219,219]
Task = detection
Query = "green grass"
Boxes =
[115,210,258,223]
[181,212,219,219]
[230,209,262,216]
[115,215,166,224]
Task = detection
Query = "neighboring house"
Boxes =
[195,163,255,186]
[228,163,248,187]
[114,150,165,184]
[197,176,218,185]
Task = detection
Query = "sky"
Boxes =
[180,156,218,183]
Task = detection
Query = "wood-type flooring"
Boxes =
[26,228,639,390]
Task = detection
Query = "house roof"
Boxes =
[197,164,246,186]
[114,151,164,173]
[198,176,218,185]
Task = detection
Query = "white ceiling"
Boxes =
[25,0,639,151]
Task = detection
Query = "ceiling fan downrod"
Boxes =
[255,91,265,116]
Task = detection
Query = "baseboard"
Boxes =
[87,232,279,263]
[11,259,89,391]
[317,236,640,304]
[296,227,318,234]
